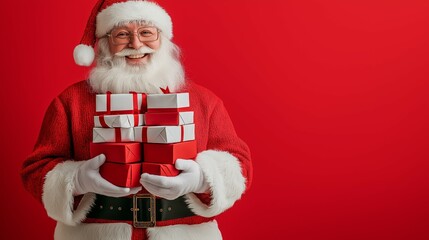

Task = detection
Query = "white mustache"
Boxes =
[114,47,156,57]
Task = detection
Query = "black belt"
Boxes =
[86,194,195,228]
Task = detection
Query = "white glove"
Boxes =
[73,154,142,197]
[140,159,209,200]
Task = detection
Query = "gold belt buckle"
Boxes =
[132,194,156,228]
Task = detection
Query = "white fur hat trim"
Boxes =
[96,1,173,39]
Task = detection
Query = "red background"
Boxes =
[1,0,429,239]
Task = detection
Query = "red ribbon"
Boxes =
[131,92,139,124]
[134,114,139,127]
[142,127,148,142]
[95,110,138,116]
[141,93,148,113]
[180,125,184,142]
[115,128,121,142]
[106,91,111,115]
[129,92,148,114]
[160,87,170,94]
[132,92,138,113]
[147,107,191,113]
[99,116,109,128]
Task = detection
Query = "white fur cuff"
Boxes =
[42,161,96,226]
[54,220,221,240]
[147,220,222,240]
[185,150,246,217]
[55,222,132,240]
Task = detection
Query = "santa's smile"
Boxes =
[125,53,150,64]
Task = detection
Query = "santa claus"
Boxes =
[21,0,252,239]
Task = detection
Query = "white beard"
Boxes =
[88,36,185,94]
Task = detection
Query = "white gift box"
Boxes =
[96,93,146,114]
[93,128,135,143]
[147,93,189,110]
[94,114,144,128]
[134,124,195,143]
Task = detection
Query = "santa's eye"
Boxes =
[115,31,130,38]
[139,29,154,37]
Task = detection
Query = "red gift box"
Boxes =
[143,141,197,164]
[90,142,142,163]
[142,162,180,176]
[145,111,194,126]
[100,162,142,188]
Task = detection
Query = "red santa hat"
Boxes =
[73,0,173,66]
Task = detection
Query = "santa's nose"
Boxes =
[128,35,145,49]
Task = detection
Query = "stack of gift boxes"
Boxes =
[90,92,196,189]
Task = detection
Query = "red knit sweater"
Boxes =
[21,80,252,233]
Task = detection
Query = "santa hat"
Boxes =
[73,0,173,66]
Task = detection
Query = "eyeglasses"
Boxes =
[104,27,160,45]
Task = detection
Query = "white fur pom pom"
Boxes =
[73,44,95,66]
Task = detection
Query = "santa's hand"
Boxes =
[140,159,209,200]
[73,154,142,197]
